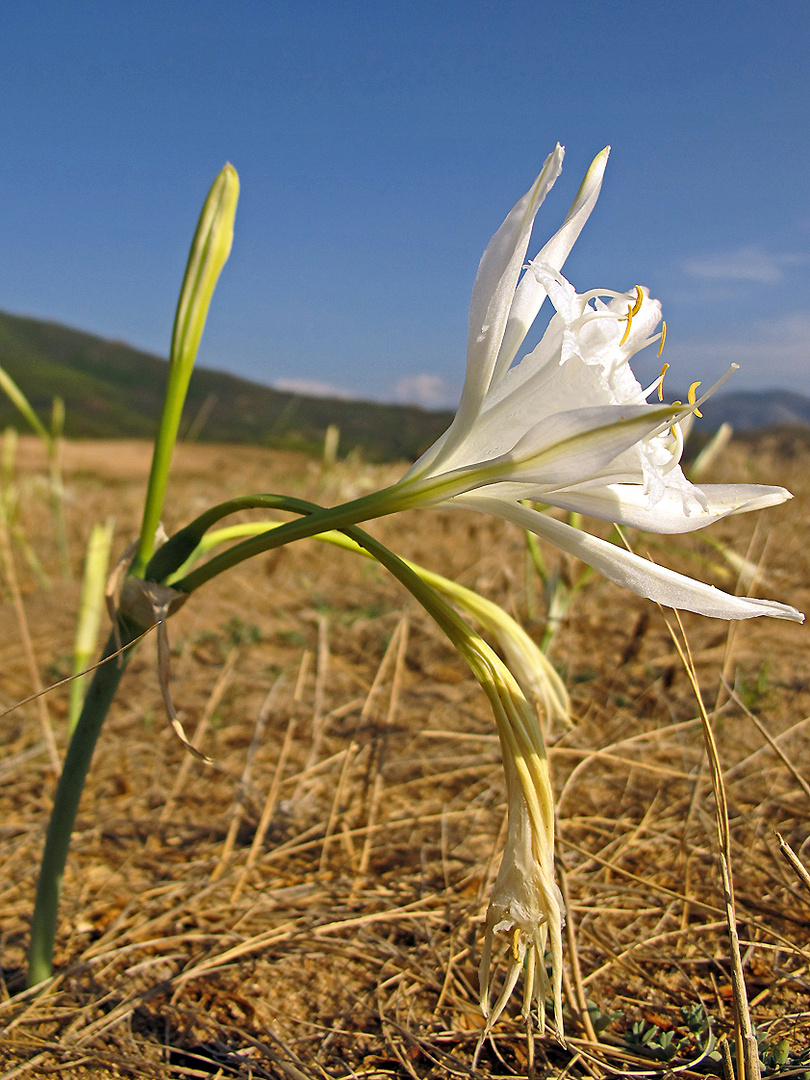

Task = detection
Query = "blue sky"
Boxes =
[2,1,808,407]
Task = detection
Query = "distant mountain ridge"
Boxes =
[0,310,807,460]
[0,310,453,462]
[697,389,810,431]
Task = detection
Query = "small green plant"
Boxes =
[623,1004,716,1066]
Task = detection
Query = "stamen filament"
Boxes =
[693,364,739,410]
[568,307,631,334]
[578,287,628,305]
[656,362,670,402]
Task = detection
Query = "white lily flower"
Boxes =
[393,148,803,624]
[465,641,564,1042]
[479,744,563,1039]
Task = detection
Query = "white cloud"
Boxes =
[683,245,808,285]
[394,373,457,408]
[273,378,355,399]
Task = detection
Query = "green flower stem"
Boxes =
[27,623,140,987]
[48,397,71,581]
[26,492,528,990]
[148,449,548,590]
[164,487,409,592]
[131,164,239,578]
[164,491,489,671]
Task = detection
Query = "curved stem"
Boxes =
[172,492,477,653]
[25,496,470,987]
[27,624,140,986]
[166,487,407,593]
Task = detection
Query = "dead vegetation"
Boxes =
[1,433,809,1078]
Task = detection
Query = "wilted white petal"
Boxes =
[477,664,564,1042]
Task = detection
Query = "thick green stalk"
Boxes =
[27,624,139,986]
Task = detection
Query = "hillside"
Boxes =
[0,310,453,462]
[699,387,810,430]
[1,310,808,461]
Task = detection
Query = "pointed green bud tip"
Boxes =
[132,164,240,578]
[170,163,240,373]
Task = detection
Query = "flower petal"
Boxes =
[503,403,679,490]
[466,146,564,403]
[403,404,679,508]
[492,146,610,387]
[454,495,805,622]
[406,146,564,481]
[492,480,794,534]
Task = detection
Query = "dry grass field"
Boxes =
[1,431,809,1078]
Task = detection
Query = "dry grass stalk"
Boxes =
[356,616,410,886]
[0,499,59,774]
[662,609,759,1080]
[159,648,239,822]
[1,433,808,1077]
[210,673,286,882]
[229,651,311,903]
[776,833,810,899]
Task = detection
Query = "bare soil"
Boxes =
[1,433,808,1078]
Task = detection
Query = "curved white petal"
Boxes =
[536,147,611,279]
[503,403,677,489]
[433,341,633,473]
[492,147,611,387]
[407,148,564,482]
[454,495,804,622]
[478,480,793,534]
[404,404,679,507]
[466,145,564,406]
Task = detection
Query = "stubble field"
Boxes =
[1,431,809,1078]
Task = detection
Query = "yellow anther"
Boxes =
[619,304,633,346]
[688,380,703,418]
[657,320,667,357]
[620,288,645,346]
[657,362,670,402]
[669,400,682,437]
[511,927,521,961]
